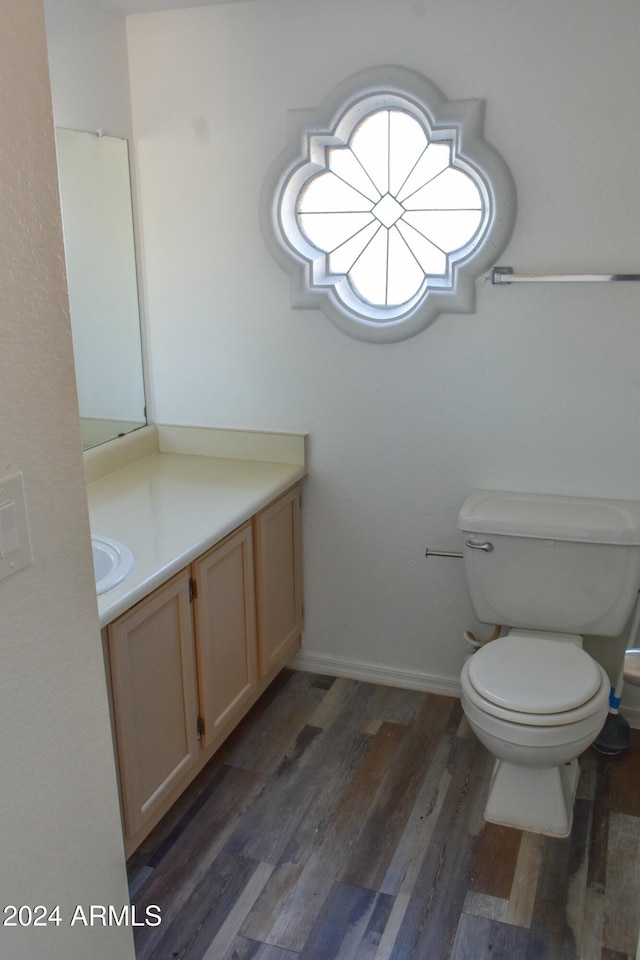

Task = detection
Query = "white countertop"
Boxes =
[87,427,306,627]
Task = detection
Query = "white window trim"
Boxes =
[261,66,516,343]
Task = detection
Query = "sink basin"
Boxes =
[92,535,135,595]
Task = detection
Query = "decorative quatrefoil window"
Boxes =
[261,67,516,343]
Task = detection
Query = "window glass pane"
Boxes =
[328,219,380,273]
[299,212,375,253]
[349,111,390,195]
[395,143,451,205]
[389,111,429,196]
[298,172,373,213]
[395,219,448,275]
[348,226,389,304]
[403,167,482,211]
[402,209,483,252]
[328,148,381,202]
[373,193,404,228]
[387,227,424,304]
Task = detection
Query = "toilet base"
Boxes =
[484,757,580,837]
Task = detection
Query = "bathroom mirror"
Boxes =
[55,128,146,449]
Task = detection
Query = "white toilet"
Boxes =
[457,488,640,837]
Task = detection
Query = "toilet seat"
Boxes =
[463,635,609,727]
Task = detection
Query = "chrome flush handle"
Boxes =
[465,539,494,552]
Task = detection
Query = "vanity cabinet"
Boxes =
[192,521,258,751]
[104,484,302,854]
[255,484,303,677]
[106,570,200,844]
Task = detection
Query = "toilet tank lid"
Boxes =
[457,489,640,544]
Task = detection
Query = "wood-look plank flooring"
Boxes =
[127,670,640,959]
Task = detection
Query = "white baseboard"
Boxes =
[289,650,640,729]
[289,650,462,699]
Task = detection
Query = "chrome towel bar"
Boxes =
[491,266,640,285]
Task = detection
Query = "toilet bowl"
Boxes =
[460,631,610,835]
[456,489,640,837]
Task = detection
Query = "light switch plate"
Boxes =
[0,470,33,581]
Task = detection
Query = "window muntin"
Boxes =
[262,68,516,342]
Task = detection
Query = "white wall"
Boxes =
[0,3,134,958]
[44,0,133,136]
[127,0,640,709]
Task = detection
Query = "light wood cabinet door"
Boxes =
[192,522,258,752]
[107,570,200,846]
[254,485,303,677]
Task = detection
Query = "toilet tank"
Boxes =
[458,490,640,636]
